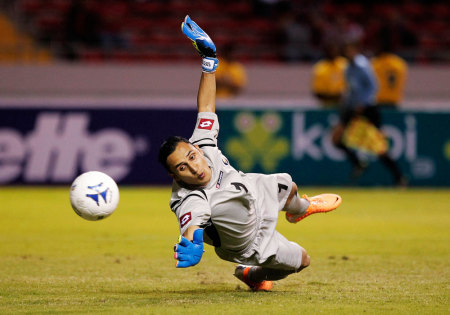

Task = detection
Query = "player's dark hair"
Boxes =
[158,136,190,172]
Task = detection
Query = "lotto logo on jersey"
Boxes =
[180,212,192,228]
[198,119,214,130]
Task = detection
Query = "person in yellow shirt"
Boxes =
[311,42,347,107]
[215,43,247,98]
[371,43,408,108]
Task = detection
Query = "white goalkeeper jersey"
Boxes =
[170,112,292,262]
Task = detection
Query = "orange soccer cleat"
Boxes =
[234,266,273,292]
[286,193,342,223]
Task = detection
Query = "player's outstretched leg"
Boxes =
[286,193,342,223]
[234,265,273,292]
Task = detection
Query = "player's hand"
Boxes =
[181,15,216,58]
[174,229,204,268]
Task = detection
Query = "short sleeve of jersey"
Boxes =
[189,112,219,148]
[171,191,211,235]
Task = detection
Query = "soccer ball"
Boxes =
[70,171,120,221]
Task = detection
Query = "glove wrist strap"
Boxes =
[202,57,219,73]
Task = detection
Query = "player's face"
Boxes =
[167,142,212,187]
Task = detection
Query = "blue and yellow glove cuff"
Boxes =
[202,57,219,73]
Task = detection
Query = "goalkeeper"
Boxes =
[158,16,342,291]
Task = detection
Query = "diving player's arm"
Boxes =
[171,191,210,268]
[181,15,217,114]
[183,225,201,240]
[197,72,216,114]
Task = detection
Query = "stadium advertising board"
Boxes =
[0,108,196,185]
[0,108,448,186]
[218,109,450,186]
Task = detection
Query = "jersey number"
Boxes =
[278,183,288,193]
[231,182,248,193]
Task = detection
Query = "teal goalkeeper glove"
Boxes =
[174,229,204,268]
[181,15,218,73]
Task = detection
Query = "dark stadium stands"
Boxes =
[1,0,449,63]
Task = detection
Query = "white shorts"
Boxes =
[215,173,303,271]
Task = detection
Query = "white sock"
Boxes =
[285,193,310,216]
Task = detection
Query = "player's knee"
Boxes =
[284,182,298,210]
[301,248,310,268]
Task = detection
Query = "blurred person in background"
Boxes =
[378,9,418,63]
[62,0,101,60]
[252,0,291,18]
[325,14,364,48]
[215,43,247,99]
[311,41,347,107]
[278,12,319,62]
[332,41,407,186]
[97,0,129,57]
[371,39,408,108]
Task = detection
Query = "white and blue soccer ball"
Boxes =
[70,171,119,221]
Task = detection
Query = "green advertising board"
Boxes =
[217,109,450,186]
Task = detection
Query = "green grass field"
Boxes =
[0,186,448,314]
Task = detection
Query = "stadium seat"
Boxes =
[7,0,449,64]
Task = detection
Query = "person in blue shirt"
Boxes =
[332,41,406,186]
